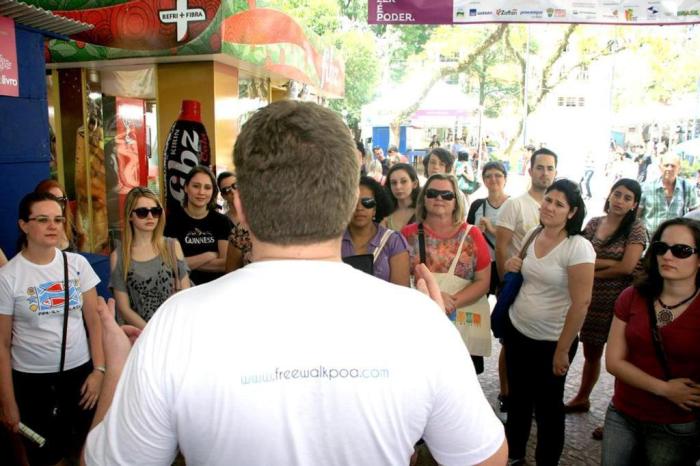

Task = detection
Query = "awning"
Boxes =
[0,0,92,36]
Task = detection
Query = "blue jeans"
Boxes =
[602,404,700,466]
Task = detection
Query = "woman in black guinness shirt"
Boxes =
[165,166,230,285]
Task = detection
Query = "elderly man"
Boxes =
[639,153,699,236]
[84,101,506,466]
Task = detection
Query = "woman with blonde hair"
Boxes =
[110,187,189,329]
[34,179,86,251]
[401,173,492,373]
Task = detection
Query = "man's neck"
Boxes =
[528,187,545,203]
[661,177,677,191]
[251,237,343,262]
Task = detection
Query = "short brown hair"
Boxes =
[233,101,358,245]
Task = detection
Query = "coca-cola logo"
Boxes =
[167,129,200,204]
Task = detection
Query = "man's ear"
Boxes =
[233,189,249,230]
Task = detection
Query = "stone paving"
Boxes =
[478,336,614,466]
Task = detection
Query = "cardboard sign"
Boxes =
[0,16,19,97]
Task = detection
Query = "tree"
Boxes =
[329,30,380,129]
[264,0,382,130]
[502,24,629,155]
[387,24,508,144]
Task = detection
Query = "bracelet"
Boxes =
[94,365,106,374]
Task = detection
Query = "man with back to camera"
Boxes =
[638,152,698,237]
[493,148,557,413]
[84,101,507,465]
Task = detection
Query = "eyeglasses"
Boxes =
[27,216,66,225]
[651,241,698,259]
[359,197,377,209]
[426,189,456,201]
[220,184,236,195]
[132,207,163,219]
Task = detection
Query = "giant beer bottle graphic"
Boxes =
[163,99,210,212]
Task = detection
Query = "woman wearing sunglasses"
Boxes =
[383,163,420,232]
[342,176,409,286]
[34,179,86,252]
[0,192,104,465]
[503,179,594,466]
[565,179,647,434]
[165,166,230,285]
[110,187,190,329]
[401,173,491,373]
[217,172,252,273]
[602,217,700,465]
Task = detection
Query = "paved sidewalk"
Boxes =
[478,337,613,466]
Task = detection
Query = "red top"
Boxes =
[612,286,700,424]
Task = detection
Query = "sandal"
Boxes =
[592,426,603,440]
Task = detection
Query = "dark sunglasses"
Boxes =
[220,183,237,195]
[651,241,698,259]
[50,195,68,205]
[426,189,456,201]
[132,207,163,219]
[359,197,377,209]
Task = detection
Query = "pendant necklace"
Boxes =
[657,287,699,326]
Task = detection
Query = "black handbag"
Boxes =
[491,227,541,338]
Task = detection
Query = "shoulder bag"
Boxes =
[418,224,492,357]
[168,238,182,293]
[51,251,71,420]
[491,226,542,338]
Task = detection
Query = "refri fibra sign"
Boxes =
[0,16,19,97]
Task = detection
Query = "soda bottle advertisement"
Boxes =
[163,99,211,212]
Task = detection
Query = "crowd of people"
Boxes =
[0,100,698,466]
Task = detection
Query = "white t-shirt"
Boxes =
[495,192,541,259]
[0,249,100,373]
[509,232,595,341]
[86,260,504,466]
[472,200,504,261]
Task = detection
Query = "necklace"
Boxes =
[657,287,699,326]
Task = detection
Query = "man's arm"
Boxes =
[85,299,177,465]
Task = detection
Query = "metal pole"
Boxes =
[522,25,531,147]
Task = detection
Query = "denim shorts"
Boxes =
[602,403,700,466]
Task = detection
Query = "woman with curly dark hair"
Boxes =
[342,176,409,286]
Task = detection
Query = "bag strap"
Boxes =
[168,238,181,292]
[373,229,394,264]
[59,251,69,375]
[645,297,673,380]
[518,226,542,259]
[418,223,426,264]
[447,225,471,275]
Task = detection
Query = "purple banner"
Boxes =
[368,0,453,24]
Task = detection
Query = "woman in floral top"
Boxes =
[401,173,491,372]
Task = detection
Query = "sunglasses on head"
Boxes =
[220,183,237,195]
[359,197,377,209]
[651,241,698,259]
[49,194,68,205]
[426,189,456,201]
[132,207,163,219]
